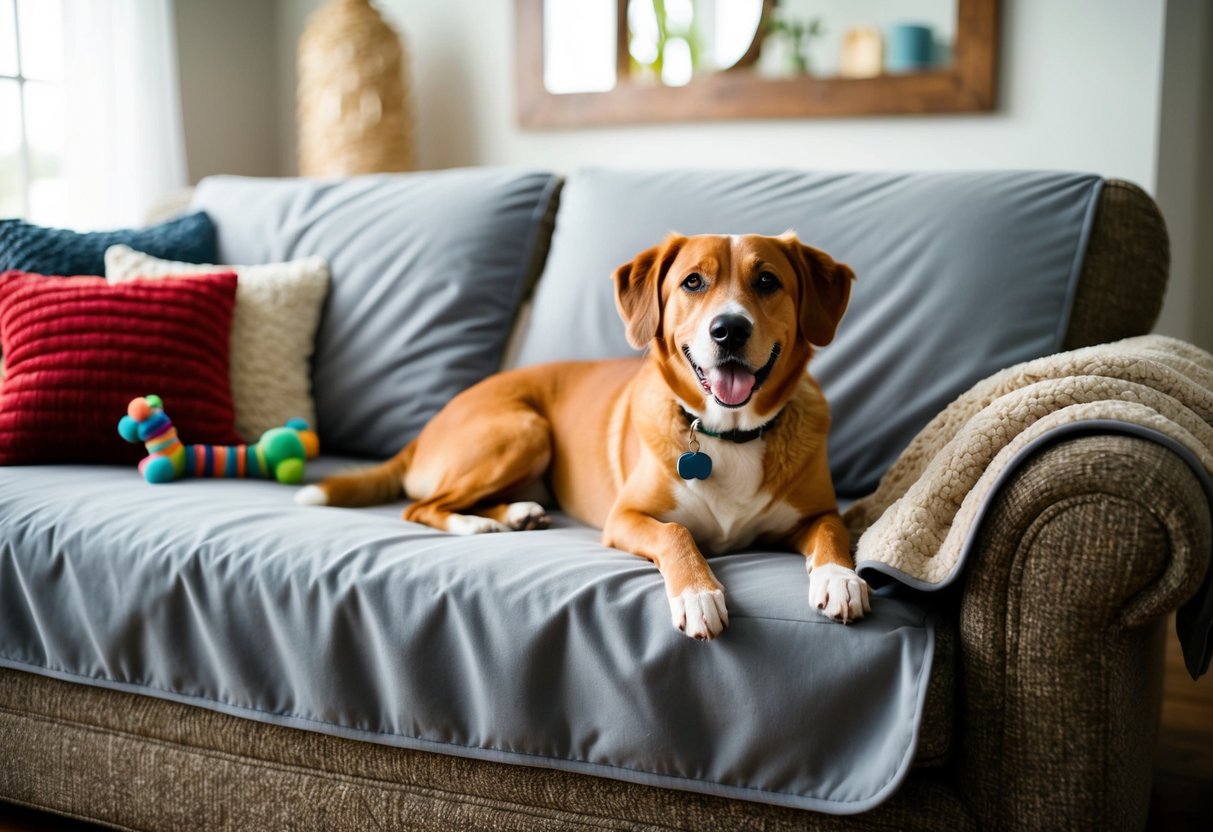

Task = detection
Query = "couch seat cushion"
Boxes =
[0,462,935,814]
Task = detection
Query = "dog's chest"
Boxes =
[662,439,799,555]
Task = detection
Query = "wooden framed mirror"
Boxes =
[516,0,999,128]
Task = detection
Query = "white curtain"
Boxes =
[61,0,186,229]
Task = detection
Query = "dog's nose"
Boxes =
[709,314,752,352]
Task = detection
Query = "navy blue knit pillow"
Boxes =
[0,212,216,277]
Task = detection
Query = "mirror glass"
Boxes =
[542,0,958,94]
[626,0,766,87]
[543,0,617,94]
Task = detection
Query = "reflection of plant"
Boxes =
[766,12,825,74]
[629,0,703,83]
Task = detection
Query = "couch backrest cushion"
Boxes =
[192,169,561,457]
[515,169,1104,499]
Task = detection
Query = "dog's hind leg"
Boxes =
[402,409,553,533]
[478,501,552,530]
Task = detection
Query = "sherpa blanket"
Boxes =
[844,334,1213,678]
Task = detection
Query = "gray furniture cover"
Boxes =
[0,460,933,814]
[516,169,1103,499]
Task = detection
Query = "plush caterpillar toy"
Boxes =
[118,394,319,485]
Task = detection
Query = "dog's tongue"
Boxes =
[707,365,757,406]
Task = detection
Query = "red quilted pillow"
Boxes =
[0,270,242,464]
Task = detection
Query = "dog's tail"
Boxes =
[295,442,416,508]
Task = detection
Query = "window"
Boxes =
[1,0,66,224]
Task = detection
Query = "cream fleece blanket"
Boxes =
[844,335,1213,587]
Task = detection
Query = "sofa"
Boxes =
[0,168,1209,831]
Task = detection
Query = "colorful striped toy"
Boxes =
[118,395,319,485]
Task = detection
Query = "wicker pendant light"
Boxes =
[297,0,415,176]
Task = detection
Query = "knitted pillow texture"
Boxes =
[0,212,216,277]
[0,270,242,465]
[106,245,330,442]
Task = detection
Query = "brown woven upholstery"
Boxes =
[958,435,1211,831]
[1,179,1207,831]
[1064,180,1170,349]
[0,667,974,832]
[915,613,955,767]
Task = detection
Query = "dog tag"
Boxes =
[679,417,712,480]
[678,451,712,481]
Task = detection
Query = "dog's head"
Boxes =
[613,232,853,427]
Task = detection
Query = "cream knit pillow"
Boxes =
[106,245,330,442]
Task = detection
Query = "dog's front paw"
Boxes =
[808,563,870,623]
[669,586,729,641]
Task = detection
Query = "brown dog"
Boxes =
[296,232,870,639]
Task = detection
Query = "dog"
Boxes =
[296,232,870,640]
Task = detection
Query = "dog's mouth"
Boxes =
[682,344,781,409]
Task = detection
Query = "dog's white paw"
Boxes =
[294,485,328,506]
[504,501,551,531]
[447,514,509,535]
[808,563,870,623]
[669,586,729,641]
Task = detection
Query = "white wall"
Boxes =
[1155,0,1213,353]
[175,0,281,183]
[270,0,1201,342]
[276,0,1164,187]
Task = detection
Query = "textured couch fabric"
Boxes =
[1062,180,1170,350]
[0,173,1208,832]
[958,436,1210,831]
[0,667,974,832]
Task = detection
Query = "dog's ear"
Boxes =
[612,234,687,349]
[778,233,854,348]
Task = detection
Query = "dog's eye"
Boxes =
[681,273,706,292]
[755,272,782,293]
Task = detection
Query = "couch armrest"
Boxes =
[957,434,1211,832]
[1063,179,1169,349]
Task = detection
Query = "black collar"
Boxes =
[679,407,779,444]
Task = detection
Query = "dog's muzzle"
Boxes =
[683,344,781,409]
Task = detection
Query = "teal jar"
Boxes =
[887,24,934,73]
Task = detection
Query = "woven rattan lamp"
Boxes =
[297,0,415,175]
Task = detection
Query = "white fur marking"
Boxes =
[807,562,871,623]
[662,438,800,554]
[714,298,753,324]
[669,586,729,640]
[294,485,328,506]
[504,501,550,530]
[447,514,509,535]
